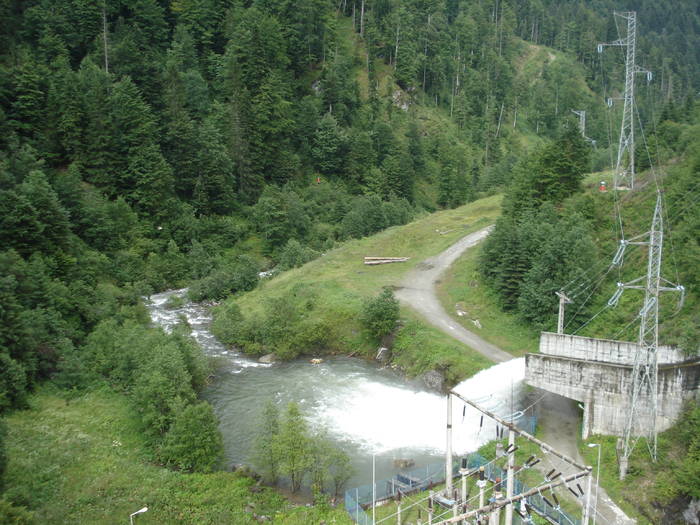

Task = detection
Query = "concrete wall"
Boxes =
[526,352,700,437]
[539,332,685,365]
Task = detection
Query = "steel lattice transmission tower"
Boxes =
[598,11,651,190]
[607,193,684,479]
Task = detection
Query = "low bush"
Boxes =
[361,288,399,338]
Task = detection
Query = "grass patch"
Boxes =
[393,311,492,385]
[436,245,539,357]
[2,389,352,524]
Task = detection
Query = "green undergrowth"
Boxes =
[211,195,503,383]
[580,402,700,525]
[436,245,539,357]
[1,389,351,524]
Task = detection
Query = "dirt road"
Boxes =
[396,225,636,524]
[395,225,512,363]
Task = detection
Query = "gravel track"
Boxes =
[395,225,512,363]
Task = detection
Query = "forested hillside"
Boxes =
[0,0,698,522]
[478,101,700,352]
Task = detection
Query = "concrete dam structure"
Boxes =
[525,332,700,438]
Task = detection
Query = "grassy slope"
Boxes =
[2,389,351,525]
[214,196,504,385]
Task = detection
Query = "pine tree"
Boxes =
[192,118,235,216]
[18,170,70,252]
[312,112,344,175]
[129,144,175,218]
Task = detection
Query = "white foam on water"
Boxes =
[309,358,525,456]
[145,289,270,371]
[147,289,527,463]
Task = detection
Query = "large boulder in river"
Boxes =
[259,353,276,364]
[420,369,445,392]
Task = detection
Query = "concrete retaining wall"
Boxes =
[539,332,685,365]
[526,352,700,437]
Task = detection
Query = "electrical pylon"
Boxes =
[598,11,651,190]
[607,193,685,479]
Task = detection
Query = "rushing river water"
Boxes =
[146,289,526,488]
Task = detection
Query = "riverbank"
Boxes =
[211,195,514,388]
[148,287,528,491]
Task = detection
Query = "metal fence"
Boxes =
[344,461,455,525]
[344,415,582,525]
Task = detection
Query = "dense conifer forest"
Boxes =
[0,0,698,522]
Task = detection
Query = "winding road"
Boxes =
[395,225,512,363]
[396,225,636,525]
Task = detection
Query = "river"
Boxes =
[146,289,526,488]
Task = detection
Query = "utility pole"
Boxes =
[372,454,376,524]
[397,490,402,525]
[459,458,468,509]
[607,193,684,478]
[598,12,651,190]
[446,394,453,493]
[583,469,593,525]
[505,428,515,525]
[555,291,573,334]
[477,466,486,508]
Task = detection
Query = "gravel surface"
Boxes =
[395,225,512,363]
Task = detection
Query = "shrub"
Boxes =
[0,499,34,524]
[0,353,27,413]
[361,288,399,338]
[187,255,260,302]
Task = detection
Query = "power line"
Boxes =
[572,303,612,335]
[563,264,615,332]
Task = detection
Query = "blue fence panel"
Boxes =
[345,490,371,525]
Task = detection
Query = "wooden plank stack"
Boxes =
[363,256,410,265]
